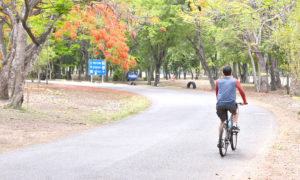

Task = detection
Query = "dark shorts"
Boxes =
[216,104,238,122]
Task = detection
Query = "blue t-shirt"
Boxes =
[216,77,236,106]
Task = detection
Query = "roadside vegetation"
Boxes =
[0,83,150,153]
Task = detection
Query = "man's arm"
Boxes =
[216,80,218,99]
[236,79,248,104]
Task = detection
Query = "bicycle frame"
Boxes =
[224,114,234,144]
[218,103,241,157]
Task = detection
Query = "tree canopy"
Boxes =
[0,0,299,107]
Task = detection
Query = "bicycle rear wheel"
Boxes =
[218,123,228,157]
[231,132,238,150]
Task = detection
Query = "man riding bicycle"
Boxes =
[216,66,248,147]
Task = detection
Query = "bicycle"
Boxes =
[218,103,243,157]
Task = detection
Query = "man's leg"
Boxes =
[232,106,240,132]
[219,121,223,136]
[217,106,227,148]
[217,106,227,136]
[233,108,239,123]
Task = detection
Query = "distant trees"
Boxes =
[0,0,299,108]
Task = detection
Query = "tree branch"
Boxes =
[0,19,7,58]
[22,0,40,46]
[257,15,279,44]
[37,15,61,44]
[0,0,16,22]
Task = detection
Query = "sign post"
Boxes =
[128,73,138,80]
[89,59,106,83]
[128,73,138,85]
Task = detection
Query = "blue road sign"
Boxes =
[89,59,106,75]
[128,73,138,80]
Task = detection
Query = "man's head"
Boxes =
[223,66,232,76]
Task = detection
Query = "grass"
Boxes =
[87,95,151,125]
[4,104,27,111]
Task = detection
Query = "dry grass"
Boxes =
[0,83,150,153]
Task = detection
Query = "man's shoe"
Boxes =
[232,126,240,133]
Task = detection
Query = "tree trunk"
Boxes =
[287,73,290,95]
[0,68,10,99]
[7,22,27,106]
[191,71,194,80]
[58,62,62,79]
[152,43,168,86]
[233,63,238,79]
[184,71,187,80]
[289,50,300,96]
[246,42,259,91]
[248,31,268,92]
[195,31,215,90]
[274,58,281,89]
[46,66,49,84]
[78,54,84,81]
[8,21,54,107]
[238,62,242,80]
[242,63,249,83]
[147,63,153,85]
[259,53,269,93]
[154,63,160,86]
[8,24,28,106]
[37,70,41,83]
[0,22,18,99]
[0,59,12,99]
[163,63,169,80]
[270,54,277,91]
[110,66,113,78]
[122,72,127,82]
[214,67,219,80]
[176,68,180,79]
[105,61,109,82]
[83,41,91,81]
[195,69,200,80]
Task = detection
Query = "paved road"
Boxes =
[0,82,277,180]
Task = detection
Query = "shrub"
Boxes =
[113,68,123,81]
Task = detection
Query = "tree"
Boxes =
[131,0,189,86]
[0,0,137,107]
[0,0,69,106]
[273,1,300,95]
[181,0,216,90]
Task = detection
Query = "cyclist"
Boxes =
[216,66,248,147]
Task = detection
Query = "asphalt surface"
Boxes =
[0,81,277,180]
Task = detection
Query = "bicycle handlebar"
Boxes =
[237,102,247,105]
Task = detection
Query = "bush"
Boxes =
[113,68,123,81]
[143,77,147,81]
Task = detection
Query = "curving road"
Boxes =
[0,82,277,180]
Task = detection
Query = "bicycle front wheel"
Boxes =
[231,132,238,150]
[218,123,228,157]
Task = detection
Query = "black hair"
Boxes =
[223,66,232,76]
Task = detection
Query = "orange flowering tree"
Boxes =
[53,3,136,72]
[0,0,139,107]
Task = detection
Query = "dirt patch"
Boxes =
[244,91,300,179]
[0,83,150,153]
